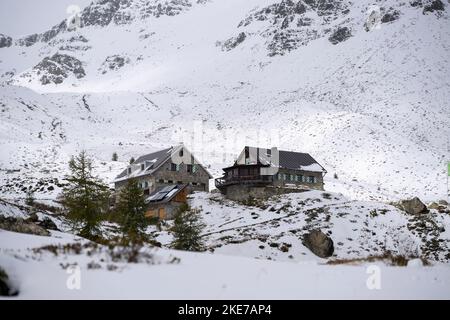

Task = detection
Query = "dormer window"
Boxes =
[141,163,145,171]
[179,149,184,157]
[127,167,132,175]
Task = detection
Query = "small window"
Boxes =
[187,164,193,173]
[283,174,288,180]
[267,149,271,156]
[127,167,132,174]
[158,179,164,183]
[141,163,145,171]
[179,149,184,157]
[171,163,177,171]
[144,181,148,188]
[290,174,294,181]
[177,181,182,184]
[192,182,198,186]
[168,180,173,184]
[297,175,303,182]
[192,164,198,173]
[308,176,315,183]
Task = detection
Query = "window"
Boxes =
[283,174,288,180]
[171,163,177,171]
[127,167,132,174]
[267,148,271,156]
[144,181,148,188]
[168,180,173,184]
[192,164,198,173]
[141,163,145,171]
[158,179,164,183]
[177,181,182,184]
[179,149,184,157]
[308,176,315,183]
[192,182,198,186]
[290,174,294,181]
[187,164,193,173]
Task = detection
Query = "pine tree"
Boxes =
[112,152,118,161]
[171,205,206,251]
[115,179,148,241]
[129,157,135,164]
[61,151,110,239]
[25,189,35,207]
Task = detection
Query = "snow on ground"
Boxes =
[1,228,450,299]
[1,190,450,299]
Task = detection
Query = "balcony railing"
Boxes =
[215,175,273,189]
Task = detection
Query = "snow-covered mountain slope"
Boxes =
[1,191,450,299]
[0,0,449,201]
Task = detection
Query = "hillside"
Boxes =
[1,190,450,299]
[0,0,449,202]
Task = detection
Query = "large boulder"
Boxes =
[400,197,428,215]
[302,229,334,258]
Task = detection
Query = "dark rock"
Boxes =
[38,217,59,231]
[33,53,85,85]
[0,34,12,48]
[302,229,334,258]
[400,197,428,215]
[0,267,17,296]
[423,0,445,13]
[328,26,352,45]
[100,55,129,73]
[17,33,40,47]
[221,32,246,51]
[27,212,39,223]
[381,10,400,23]
[0,215,50,236]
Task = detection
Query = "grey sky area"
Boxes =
[0,0,91,37]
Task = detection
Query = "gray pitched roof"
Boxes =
[238,146,326,172]
[115,146,173,181]
[114,145,213,182]
[278,150,320,169]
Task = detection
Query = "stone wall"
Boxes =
[223,184,310,202]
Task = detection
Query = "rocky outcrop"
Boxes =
[423,0,445,13]
[32,53,85,85]
[302,229,334,258]
[328,27,352,45]
[220,32,246,51]
[227,0,350,56]
[0,215,50,236]
[0,34,12,48]
[400,197,428,215]
[100,55,130,74]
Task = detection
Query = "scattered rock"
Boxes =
[381,10,400,23]
[100,55,130,74]
[0,34,12,48]
[328,26,352,45]
[32,53,85,85]
[38,217,59,231]
[423,0,445,13]
[400,197,428,215]
[220,32,246,51]
[302,229,334,258]
[0,215,50,236]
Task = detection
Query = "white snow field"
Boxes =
[1,190,450,299]
[0,0,449,202]
[1,0,450,300]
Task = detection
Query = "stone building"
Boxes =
[114,144,212,195]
